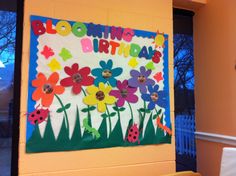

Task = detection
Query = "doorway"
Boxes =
[0,0,23,175]
[173,8,196,172]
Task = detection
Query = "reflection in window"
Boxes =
[0,10,16,176]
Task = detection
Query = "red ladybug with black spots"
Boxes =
[27,105,49,125]
[126,123,140,144]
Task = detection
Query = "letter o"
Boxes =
[72,22,87,37]
[55,21,71,36]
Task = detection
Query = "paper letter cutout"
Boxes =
[118,43,130,58]
[122,28,134,42]
[81,38,93,53]
[130,43,141,57]
[46,20,56,34]
[111,26,123,40]
[87,23,103,38]
[31,20,46,35]
[56,21,71,36]
[99,39,109,53]
[109,41,120,55]
[72,22,87,37]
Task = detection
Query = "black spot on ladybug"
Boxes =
[34,120,38,124]
[130,129,133,132]
[133,136,136,139]
[36,110,40,114]
[39,117,43,120]
[129,134,132,137]
[135,131,137,134]
[31,114,35,117]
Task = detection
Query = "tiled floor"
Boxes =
[0,138,11,176]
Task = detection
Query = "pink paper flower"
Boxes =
[110,80,138,107]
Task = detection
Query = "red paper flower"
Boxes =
[32,72,65,107]
[60,63,94,94]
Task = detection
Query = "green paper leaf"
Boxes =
[110,112,116,117]
[81,108,89,112]
[153,109,162,119]
[88,106,96,111]
[113,106,126,112]
[119,107,125,111]
[56,107,64,113]
[112,106,119,111]
[101,113,108,118]
[64,103,71,110]
[139,108,151,113]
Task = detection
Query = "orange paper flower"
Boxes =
[32,72,65,107]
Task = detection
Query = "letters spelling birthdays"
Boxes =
[31,19,161,63]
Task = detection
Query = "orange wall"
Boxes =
[194,0,236,175]
[19,0,175,175]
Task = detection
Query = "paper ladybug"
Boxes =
[126,123,140,144]
[27,106,49,125]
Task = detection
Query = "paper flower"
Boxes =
[128,66,155,93]
[32,72,65,107]
[110,80,138,107]
[91,59,122,87]
[40,45,54,59]
[83,82,116,112]
[60,63,94,94]
[141,85,167,110]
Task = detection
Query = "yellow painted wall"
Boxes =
[194,0,236,175]
[19,0,175,175]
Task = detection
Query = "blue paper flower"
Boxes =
[92,59,123,87]
[141,84,167,110]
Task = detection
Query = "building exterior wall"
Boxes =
[194,0,236,175]
[19,0,175,175]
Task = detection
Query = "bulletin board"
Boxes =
[26,15,171,153]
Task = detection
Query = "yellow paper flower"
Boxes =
[83,82,116,112]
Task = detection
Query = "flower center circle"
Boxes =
[96,91,105,101]
[138,75,146,83]
[102,69,112,79]
[151,92,158,102]
[72,73,83,83]
[120,89,128,98]
[43,84,53,94]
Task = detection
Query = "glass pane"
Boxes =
[0,10,16,176]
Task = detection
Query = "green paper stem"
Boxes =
[82,88,91,118]
[143,101,147,118]
[55,94,69,133]
[115,103,121,121]
[105,104,112,137]
[127,102,134,124]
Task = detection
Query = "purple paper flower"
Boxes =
[141,85,167,110]
[110,80,138,107]
[128,66,155,93]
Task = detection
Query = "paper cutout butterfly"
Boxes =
[41,45,54,59]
